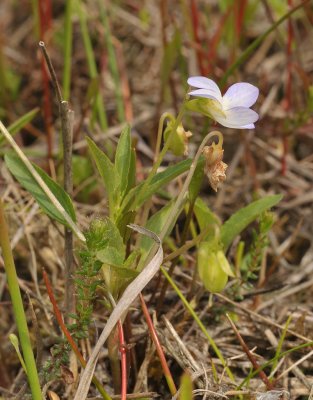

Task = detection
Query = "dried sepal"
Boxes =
[203,141,228,191]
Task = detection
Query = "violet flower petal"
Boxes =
[210,107,259,129]
[222,82,259,110]
[188,89,222,102]
[187,76,222,101]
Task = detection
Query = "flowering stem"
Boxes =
[0,198,42,400]
[154,112,175,162]
[143,98,188,190]
[145,131,229,378]
[159,130,223,241]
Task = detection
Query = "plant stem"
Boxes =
[140,294,177,396]
[159,131,223,241]
[0,198,42,400]
[117,321,127,400]
[39,41,75,316]
[154,112,175,162]
[133,102,187,211]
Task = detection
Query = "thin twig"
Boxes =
[216,293,312,343]
[39,41,75,314]
[226,314,273,390]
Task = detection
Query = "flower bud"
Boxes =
[164,121,192,156]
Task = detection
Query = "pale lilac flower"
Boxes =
[187,76,259,129]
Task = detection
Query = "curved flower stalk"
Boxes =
[187,76,259,129]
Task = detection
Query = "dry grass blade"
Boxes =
[73,224,164,400]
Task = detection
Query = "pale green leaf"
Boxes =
[86,136,117,215]
[121,157,194,213]
[221,194,283,250]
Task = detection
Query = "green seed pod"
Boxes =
[198,242,232,293]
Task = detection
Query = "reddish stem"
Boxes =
[207,5,232,76]
[226,314,274,390]
[117,321,127,400]
[42,270,111,399]
[42,269,85,366]
[234,0,248,41]
[190,0,207,75]
[282,0,294,176]
[140,294,177,396]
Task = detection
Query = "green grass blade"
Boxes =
[0,200,42,400]
[0,108,39,146]
[99,1,125,122]
[77,0,108,130]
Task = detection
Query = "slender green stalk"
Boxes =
[147,102,187,184]
[0,119,85,242]
[161,266,234,381]
[270,315,292,378]
[77,0,108,130]
[134,101,187,208]
[99,1,125,123]
[154,112,175,162]
[63,0,73,100]
[140,130,233,380]
[159,131,223,241]
[0,198,42,399]
[220,0,309,86]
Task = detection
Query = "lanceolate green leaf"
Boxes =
[5,153,76,226]
[115,125,131,200]
[86,137,117,216]
[221,194,283,250]
[121,157,194,213]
